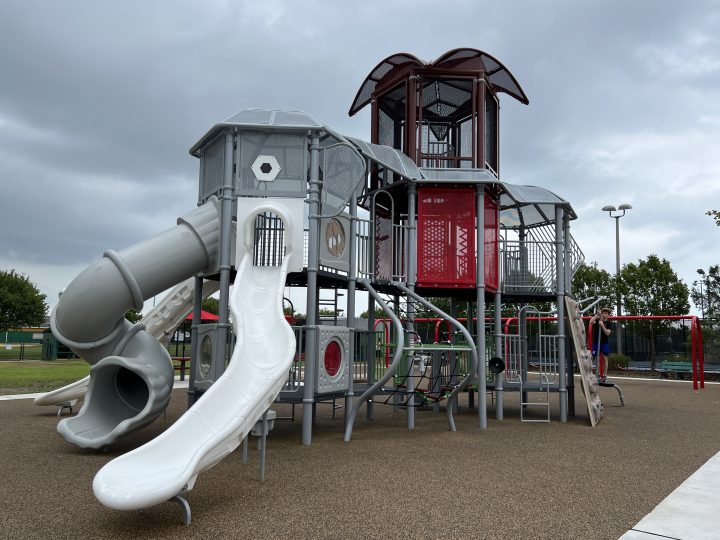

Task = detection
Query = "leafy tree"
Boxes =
[691,265,719,320]
[708,210,720,226]
[202,297,219,315]
[620,255,690,369]
[0,270,47,332]
[571,262,614,304]
[125,309,143,323]
[360,307,387,319]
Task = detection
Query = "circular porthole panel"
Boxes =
[324,340,342,377]
[199,335,213,379]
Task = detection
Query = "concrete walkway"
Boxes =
[621,450,720,539]
[0,377,189,401]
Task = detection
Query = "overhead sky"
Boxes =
[1,0,718,315]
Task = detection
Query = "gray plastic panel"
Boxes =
[194,324,220,391]
[199,132,226,201]
[316,326,351,394]
[318,214,351,272]
[236,132,307,198]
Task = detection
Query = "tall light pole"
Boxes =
[602,203,632,355]
[696,269,705,319]
[697,268,713,318]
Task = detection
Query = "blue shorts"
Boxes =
[592,343,610,357]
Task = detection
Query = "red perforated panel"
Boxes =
[417,188,476,287]
[484,196,499,291]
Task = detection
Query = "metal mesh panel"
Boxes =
[225,109,322,128]
[320,143,365,217]
[378,109,395,148]
[485,90,498,172]
[200,134,225,199]
[347,137,422,180]
[501,239,556,293]
[237,132,307,197]
[441,49,477,62]
[417,188,476,287]
[350,54,424,115]
[253,212,285,267]
[484,196,499,291]
[421,80,472,120]
[375,213,393,281]
[488,69,523,100]
[356,217,373,278]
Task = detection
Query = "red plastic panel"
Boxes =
[484,196,499,291]
[417,188,476,287]
[324,340,341,377]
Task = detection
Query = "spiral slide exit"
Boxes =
[93,198,301,514]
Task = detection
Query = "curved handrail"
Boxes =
[344,279,405,442]
[392,282,478,432]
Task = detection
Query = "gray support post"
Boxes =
[213,131,235,385]
[564,214,575,416]
[555,207,568,422]
[518,225,528,406]
[345,188,358,426]
[448,298,458,414]
[187,276,204,407]
[466,302,473,409]
[405,182,417,430]
[366,291,375,420]
[494,289,504,420]
[302,133,322,445]
[476,186,487,429]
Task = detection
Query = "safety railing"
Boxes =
[501,239,557,294]
[280,326,308,393]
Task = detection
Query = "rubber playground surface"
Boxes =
[2,376,720,539]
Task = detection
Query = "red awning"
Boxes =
[184,310,219,321]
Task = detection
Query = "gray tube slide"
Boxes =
[51,198,220,449]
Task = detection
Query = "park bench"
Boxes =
[172,357,190,381]
[659,361,693,380]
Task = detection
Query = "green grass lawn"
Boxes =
[0,343,43,360]
[0,359,90,394]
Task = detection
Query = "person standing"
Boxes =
[590,308,613,383]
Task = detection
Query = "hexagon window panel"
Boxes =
[251,155,281,182]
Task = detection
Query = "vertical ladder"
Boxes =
[518,306,550,423]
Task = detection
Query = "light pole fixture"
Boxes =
[602,203,633,355]
[697,269,706,319]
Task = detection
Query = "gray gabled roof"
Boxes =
[189,109,325,156]
[189,109,575,228]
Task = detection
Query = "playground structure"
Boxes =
[45,48,616,521]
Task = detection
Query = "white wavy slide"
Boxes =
[93,199,298,513]
[33,278,220,409]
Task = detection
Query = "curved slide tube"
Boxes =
[93,199,299,512]
[34,278,221,409]
[50,198,221,449]
[33,376,89,408]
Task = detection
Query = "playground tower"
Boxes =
[45,47,606,522]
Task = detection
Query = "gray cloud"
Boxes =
[1,0,718,311]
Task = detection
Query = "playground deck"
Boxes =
[2,377,720,539]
